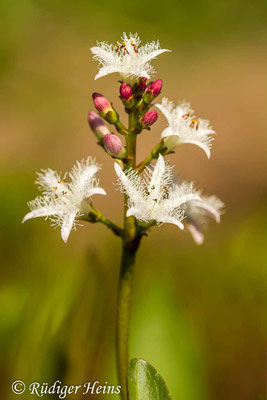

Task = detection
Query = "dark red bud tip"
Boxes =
[92,93,111,113]
[120,83,133,101]
[148,79,162,97]
[141,110,158,127]
[138,77,147,91]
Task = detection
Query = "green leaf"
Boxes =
[127,358,172,400]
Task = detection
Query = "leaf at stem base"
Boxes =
[127,358,172,400]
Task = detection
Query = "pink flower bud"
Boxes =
[88,111,110,140]
[92,93,112,114]
[141,110,158,127]
[120,83,133,101]
[148,79,162,97]
[103,134,126,158]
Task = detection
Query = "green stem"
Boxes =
[82,206,123,237]
[116,246,136,400]
[98,214,123,237]
[116,110,139,400]
[114,120,128,136]
[136,139,165,172]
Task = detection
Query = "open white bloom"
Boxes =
[114,154,200,230]
[22,158,106,243]
[156,98,215,158]
[90,32,170,81]
[181,194,224,244]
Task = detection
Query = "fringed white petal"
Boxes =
[160,217,184,230]
[179,139,211,159]
[126,207,138,217]
[141,48,171,64]
[61,211,77,243]
[155,99,174,122]
[148,154,166,197]
[22,207,58,223]
[192,199,221,223]
[90,187,107,196]
[187,222,204,244]
[114,162,145,203]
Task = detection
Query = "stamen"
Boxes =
[182,113,190,120]
[57,179,66,184]
[62,191,67,196]
[52,186,57,191]
[130,40,138,53]
[162,185,169,199]
[116,41,130,55]
[190,119,200,130]
[115,40,138,56]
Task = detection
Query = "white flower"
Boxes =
[90,32,170,81]
[156,97,215,158]
[22,157,106,243]
[114,154,200,230]
[181,194,224,244]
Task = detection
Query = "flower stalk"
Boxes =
[116,104,139,400]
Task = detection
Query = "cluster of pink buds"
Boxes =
[89,76,162,159]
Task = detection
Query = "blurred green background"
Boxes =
[1,0,266,399]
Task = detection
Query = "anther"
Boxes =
[182,113,190,120]
[190,119,200,130]
[130,40,138,53]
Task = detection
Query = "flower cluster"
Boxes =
[156,98,215,158]
[114,155,223,242]
[23,33,223,244]
[90,32,170,81]
[23,158,106,242]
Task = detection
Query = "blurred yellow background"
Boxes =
[1,1,266,399]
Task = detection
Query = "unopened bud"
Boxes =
[148,79,162,97]
[88,111,110,140]
[92,93,111,113]
[103,134,126,158]
[141,110,158,127]
[120,83,134,108]
[120,83,133,101]
[92,93,119,124]
[143,79,163,104]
